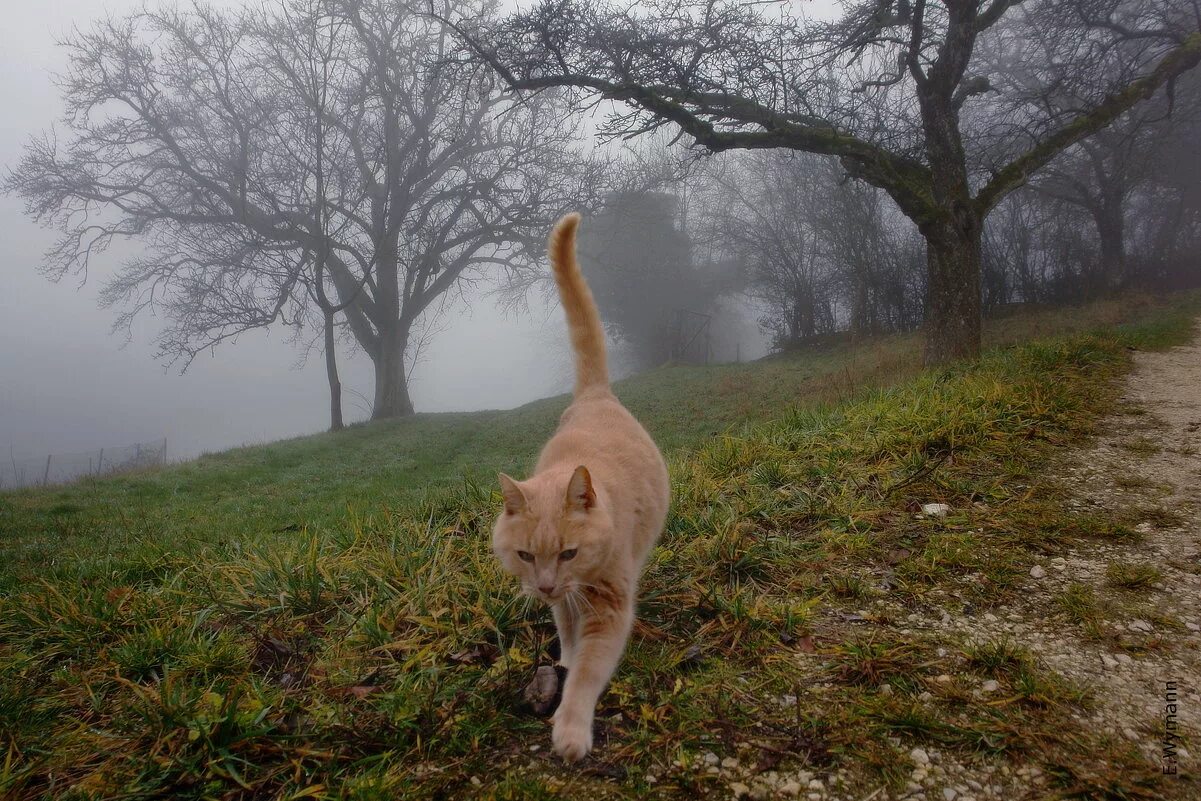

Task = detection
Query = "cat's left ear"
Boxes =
[566,465,596,510]
[498,473,527,515]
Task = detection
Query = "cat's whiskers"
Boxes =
[571,584,598,617]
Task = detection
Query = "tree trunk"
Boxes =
[922,218,983,366]
[323,309,344,432]
[371,322,414,419]
[1093,195,1126,292]
[918,77,982,366]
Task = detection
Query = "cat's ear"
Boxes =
[498,473,527,515]
[565,465,596,511]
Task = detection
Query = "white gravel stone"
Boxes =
[1029,565,1047,578]
[911,747,931,766]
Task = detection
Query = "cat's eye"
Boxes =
[559,548,578,561]
[517,550,535,563]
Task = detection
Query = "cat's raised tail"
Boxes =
[549,213,609,396]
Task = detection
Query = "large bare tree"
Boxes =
[6,0,597,421]
[451,0,1201,364]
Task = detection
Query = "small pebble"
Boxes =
[1030,565,1046,578]
[981,680,999,692]
[911,747,931,766]
[722,756,740,770]
[729,782,750,798]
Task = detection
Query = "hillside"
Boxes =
[1,293,1198,800]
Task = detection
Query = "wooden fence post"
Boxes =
[97,448,104,474]
[43,454,52,485]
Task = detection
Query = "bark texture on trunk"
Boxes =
[917,46,983,367]
[922,220,983,365]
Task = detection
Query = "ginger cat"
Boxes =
[492,213,670,762]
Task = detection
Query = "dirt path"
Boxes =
[917,326,1201,800]
[1052,325,1201,779]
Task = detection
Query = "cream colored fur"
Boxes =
[492,213,670,762]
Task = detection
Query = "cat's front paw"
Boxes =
[551,715,592,762]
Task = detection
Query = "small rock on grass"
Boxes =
[922,503,952,518]
[1029,565,1047,579]
[910,747,930,766]
[729,781,751,798]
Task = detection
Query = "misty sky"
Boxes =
[0,0,768,464]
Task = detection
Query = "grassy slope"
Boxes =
[0,296,1178,591]
[0,293,1198,800]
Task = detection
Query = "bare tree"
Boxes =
[450,0,1201,364]
[987,28,1201,293]
[5,0,597,420]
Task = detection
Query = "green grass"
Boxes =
[1,292,1198,800]
[1105,561,1163,590]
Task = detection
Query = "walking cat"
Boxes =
[492,213,671,762]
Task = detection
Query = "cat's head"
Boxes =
[491,465,613,602]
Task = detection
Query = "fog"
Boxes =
[3,0,1193,478]
[0,0,589,463]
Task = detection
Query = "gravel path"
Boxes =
[933,326,1201,799]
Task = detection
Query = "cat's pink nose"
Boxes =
[539,583,556,595]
